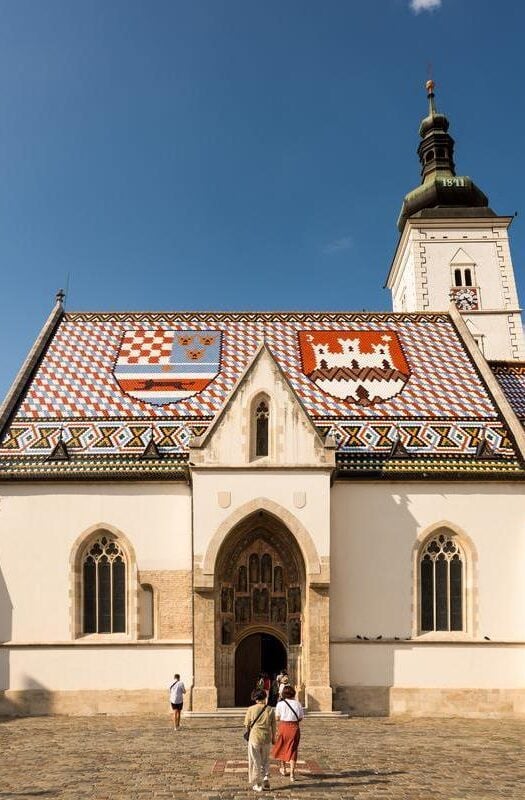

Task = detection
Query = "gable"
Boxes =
[450,247,476,266]
[190,346,333,468]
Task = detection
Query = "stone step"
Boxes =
[185,708,348,718]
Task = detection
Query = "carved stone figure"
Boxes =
[249,553,260,584]
[274,566,284,593]
[235,597,250,624]
[221,587,233,614]
[237,566,247,592]
[289,619,301,645]
[271,598,287,624]
[253,587,269,616]
[288,586,301,614]
[261,554,272,584]
[221,619,232,645]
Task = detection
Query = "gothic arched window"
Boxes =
[82,535,126,633]
[420,533,464,632]
[255,399,269,456]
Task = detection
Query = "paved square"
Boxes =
[1,715,524,799]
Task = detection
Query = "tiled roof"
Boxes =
[0,310,522,477]
[490,361,525,423]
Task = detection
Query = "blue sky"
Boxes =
[1,0,524,400]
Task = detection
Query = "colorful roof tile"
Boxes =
[0,310,522,477]
[490,361,525,424]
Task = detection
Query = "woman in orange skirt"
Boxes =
[272,684,304,782]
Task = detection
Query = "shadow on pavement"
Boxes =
[0,792,59,797]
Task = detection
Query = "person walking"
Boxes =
[277,673,289,700]
[276,667,288,684]
[243,689,276,792]
[267,674,279,707]
[272,685,304,783]
[169,673,186,731]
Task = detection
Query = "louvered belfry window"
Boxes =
[83,535,126,633]
[420,533,464,632]
[255,400,269,456]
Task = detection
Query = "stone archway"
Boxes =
[214,511,306,707]
[192,504,332,712]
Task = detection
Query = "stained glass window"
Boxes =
[420,533,464,632]
[82,535,127,634]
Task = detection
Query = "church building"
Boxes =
[1,82,524,717]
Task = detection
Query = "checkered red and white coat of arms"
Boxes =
[113,329,222,405]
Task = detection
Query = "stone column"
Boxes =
[192,588,218,711]
[305,583,332,711]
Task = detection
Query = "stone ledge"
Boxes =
[330,638,525,645]
[0,689,169,717]
[334,685,525,718]
[1,640,193,648]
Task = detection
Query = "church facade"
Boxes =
[1,83,524,718]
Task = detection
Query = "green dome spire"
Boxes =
[397,81,492,232]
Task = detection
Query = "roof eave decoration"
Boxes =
[0,454,189,481]
[334,457,524,480]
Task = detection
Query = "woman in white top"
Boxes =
[277,674,289,699]
[271,684,304,783]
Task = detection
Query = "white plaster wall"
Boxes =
[392,248,416,311]
[422,236,515,311]
[331,482,525,642]
[463,312,523,360]
[0,482,192,642]
[192,470,331,564]
[330,643,525,688]
[5,645,193,690]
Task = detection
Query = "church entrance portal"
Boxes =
[214,510,305,707]
[235,632,287,706]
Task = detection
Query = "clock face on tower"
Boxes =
[450,287,479,311]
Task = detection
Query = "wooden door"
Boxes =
[235,633,261,705]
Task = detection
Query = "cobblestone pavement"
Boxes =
[1,715,524,800]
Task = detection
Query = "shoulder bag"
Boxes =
[283,699,301,722]
[243,705,268,741]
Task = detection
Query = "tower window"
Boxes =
[426,150,434,163]
[453,267,475,288]
[255,400,269,456]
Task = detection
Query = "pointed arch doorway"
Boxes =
[235,632,287,706]
[214,510,305,707]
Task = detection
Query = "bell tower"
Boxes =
[387,81,524,361]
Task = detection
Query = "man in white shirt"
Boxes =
[169,673,186,731]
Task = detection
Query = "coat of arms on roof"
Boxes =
[113,328,222,405]
[298,330,411,406]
